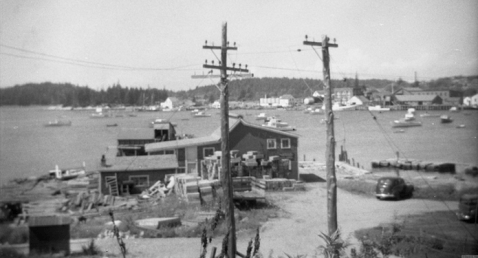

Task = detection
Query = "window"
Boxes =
[267,139,277,149]
[203,147,215,158]
[281,138,291,149]
[129,175,149,187]
[165,150,174,155]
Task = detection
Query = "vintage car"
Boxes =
[456,194,478,221]
[375,177,414,200]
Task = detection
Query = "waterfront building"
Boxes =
[98,155,178,195]
[260,94,298,107]
[145,116,299,180]
[393,95,442,106]
[116,121,177,156]
[160,97,180,110]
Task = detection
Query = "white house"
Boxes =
[346,96,369,106]
[160,97,179,110]
[471,94,478,107]
[211,101,221,109]
[259,94,297,107]
[463,96,471,106]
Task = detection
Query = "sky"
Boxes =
[1,0,477,91]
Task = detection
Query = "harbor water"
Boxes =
[1,106,477,182]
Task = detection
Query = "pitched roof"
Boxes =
[395,95,439,102]
[99,155,178,172]
[281,94,294,99]
[145,117,298,153]
[402,87,423,92]
[118,128,154,140]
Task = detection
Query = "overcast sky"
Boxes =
[1,0,477,91]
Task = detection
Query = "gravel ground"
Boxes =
[95,166,459,257]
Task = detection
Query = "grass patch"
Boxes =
[337,179,376,197]
[0,224,28,244]
[338,178,478,201]
[354,211,478,257]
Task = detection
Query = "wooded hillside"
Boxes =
[1,75,477,106]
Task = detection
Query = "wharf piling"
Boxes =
[371,159,456,173]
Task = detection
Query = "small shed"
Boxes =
[29,215,71,255]
[99,155,178,196]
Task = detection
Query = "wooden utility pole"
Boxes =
[193,22,250,258]
[304,35,338,236]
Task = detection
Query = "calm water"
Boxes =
[1,106,477,182]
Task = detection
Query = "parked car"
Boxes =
[375,177,414,200]
[456,194,478,221]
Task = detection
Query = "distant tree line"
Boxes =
[0,82,171,107]
[1,75,476,106]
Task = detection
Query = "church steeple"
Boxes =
[354,72,359,88]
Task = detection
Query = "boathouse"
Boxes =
[393,95,442,106]
[29,215,71,255]
[98,155,178,196]
[117,121,176,156]
[144,117,299,180]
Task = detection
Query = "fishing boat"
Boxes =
[44,119,72,127]
[262,118,296,131]
[310,108,322,115]
[368,105,390,112]
[193,111,211,118]
[90,112,110,118]
[106,123,118,127]
[256,113,268,120]
[440,115,453,123]
[419,112,440,118]
[150,119,177,128]
[391,119,422,128]
[48,163,86,180]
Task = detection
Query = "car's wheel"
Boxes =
[394,192,400,200]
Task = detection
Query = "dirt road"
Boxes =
[95,182,458,257]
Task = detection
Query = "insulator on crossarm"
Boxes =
[205,40,207,45]
[245,64,248,69]
[305,35,308,40]
[205,60,207,64]
[212,60,214,65]
[234,42,236,46]
[233,63,235,67]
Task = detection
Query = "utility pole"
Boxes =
[304,35,338,237]
[193,22,250,258]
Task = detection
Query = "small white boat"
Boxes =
[44,119,72,127]
[193,111,211,118]
[262,118,296,131]
[391,119,422,128]
[150,119,177,127]
[256,113,267,120]
[368,105,390,112]
[310,108,322,115]
[440,115,453,123]
[449,106,459,112]
[404,113,415,121]
[90,112,110,118]
[419,112,440,118]
[49,163,86,180]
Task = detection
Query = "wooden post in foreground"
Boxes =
[304,35,339,237]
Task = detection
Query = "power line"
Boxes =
[0,43,198,71]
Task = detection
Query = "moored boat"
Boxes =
[49,164,86,180]
[256,113,267,120]
[440,115,453,123]
[44,119,72,127]
[262,118,296,131]
[420,112,440,118]
[193,111,212,118]
[368,105,390,112]
[391,119,422,128]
